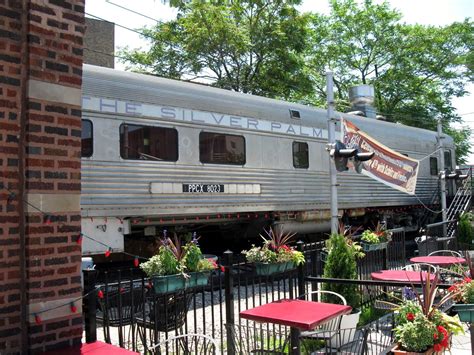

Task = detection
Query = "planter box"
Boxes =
[453,303,474,322]
[151,274,187,294]
[187,271,211,288]
[362,241,388,252]
[255,261,294,276]
[391,344,435,355]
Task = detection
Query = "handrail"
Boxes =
[304,276,453,289]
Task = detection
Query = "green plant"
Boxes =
[322,233,359,308]
[388,271,464,352]
[140,231,216,277]
[458,212,473,247]
[361,222,391,244]
[242,227,305,266]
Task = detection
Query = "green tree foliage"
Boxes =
[322,233,359,308]
[305,0,473,163]
[119,0,313,99]
[121,0,473,162]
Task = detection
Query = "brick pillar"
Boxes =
[0,0,84,352]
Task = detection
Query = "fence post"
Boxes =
[297,241,305,299]
[83,269,98,343]
[223,250,235,355]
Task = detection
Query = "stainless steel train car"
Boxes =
[81,64,455,255]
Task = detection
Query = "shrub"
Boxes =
[458,212,473,247]
[322,233,359,308]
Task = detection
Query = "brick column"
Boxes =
[0,0,84,352]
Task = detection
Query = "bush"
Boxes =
[322,233,359,308]
[458,212,473,247]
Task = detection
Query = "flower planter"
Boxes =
[453,303,474,322]
[151,274,187,294]
[187,271,211,288]
[361,241,388,252]
[255,261,294,276]
[391,344,435,355]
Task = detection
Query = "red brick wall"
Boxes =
[0,0,84,352]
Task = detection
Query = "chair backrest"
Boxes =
[301,290,347,305]
[300,291,347,334]
[151,333,217,354]
[428,250,462,257]
[227,322,289,354]
[401,263,437,273]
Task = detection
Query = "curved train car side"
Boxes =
[80,65,455,255]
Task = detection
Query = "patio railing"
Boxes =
[83,227,461,354]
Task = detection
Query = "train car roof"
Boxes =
[82,64,453,147]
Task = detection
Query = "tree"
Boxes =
[304,0,473,163]
[119,0,313,100]
[121,0,473,162]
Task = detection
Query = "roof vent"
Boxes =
[348,85,376,119]
[289,109,301,120]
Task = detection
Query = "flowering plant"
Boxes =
[242,227,305,266]
[387,270,464,352]
[140,231,217,277]
[449,277,474,304]
[361,222,392,244]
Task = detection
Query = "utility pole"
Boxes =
[326,72,339,234]
[437,118,447,237]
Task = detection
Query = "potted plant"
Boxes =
[140,231,217,293]
[450,252,474,322]
[242,227,305,276]
[360,222,392,251]
[322,229,364,348]
[386,271,464,354]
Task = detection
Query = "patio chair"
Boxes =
[401,263,437,273]
[299,290,347,350]
[227,322,289,354]
[428,250,462,257]
[149,333,217,354]
[306,327,369,354]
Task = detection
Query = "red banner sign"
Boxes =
[342,119,419,195]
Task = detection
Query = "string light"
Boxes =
[70,302,77,313]
[76,234,83,245]
[98,290,104,299]
[35,314,42,325]
[134,257,139,267]
[105,248,111,258]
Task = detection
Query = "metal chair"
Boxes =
[149,333,217,354]
[299,290,347,350]
[306,327,369,354]
[401,263,437,273]
[428,250,462,257]
[227,322,289,354]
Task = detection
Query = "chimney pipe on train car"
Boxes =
[348,85,376,119]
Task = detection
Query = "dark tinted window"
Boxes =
[120,124,178,161]
[430,157,438,176]
[199,132,245,165]
[81,119,93,157]
[293,141,309,169]
[444,151,452,170]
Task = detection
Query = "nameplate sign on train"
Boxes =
[183,184,225,193]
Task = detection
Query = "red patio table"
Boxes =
[410,256,466,267]
[38,341,139,355]
[240,298,352,355]
[371,269,436,283]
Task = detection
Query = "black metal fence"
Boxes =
[81,228,434,354]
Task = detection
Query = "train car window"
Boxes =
[430,157,438,176]
[119,124,178,161]
[444,151,452,170]
[293,141,309,169]
[81,119,93,157]
[199,132,245,165]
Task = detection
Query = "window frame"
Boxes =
[292,141,309,169]
[199,131,246,165]
[81,119,93,158]
[429,157,438,176]
[119,123,179,162]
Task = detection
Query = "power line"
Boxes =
[105,0,162,23]
[85,12,156,41]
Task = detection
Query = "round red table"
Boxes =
[410,256,466,267]
[371,269,436,283]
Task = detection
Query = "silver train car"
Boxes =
[81,64,455,255]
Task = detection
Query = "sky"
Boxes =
[84,0,474,164]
